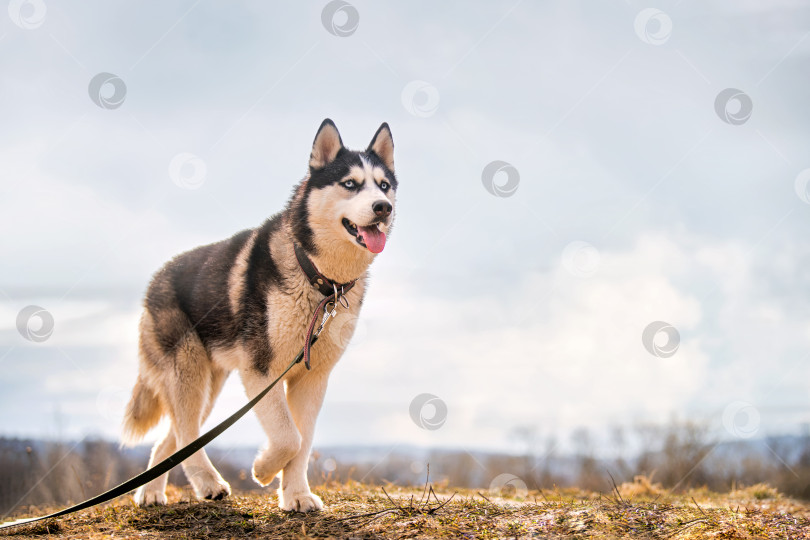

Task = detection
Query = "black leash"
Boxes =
[0,291,344,531]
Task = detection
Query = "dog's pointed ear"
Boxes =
[309,119,344,170]
[367,122,394,172]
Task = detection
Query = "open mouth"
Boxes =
[342,218,387,254]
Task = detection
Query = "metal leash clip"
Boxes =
[315,305,333,338]
[313,284,352,341]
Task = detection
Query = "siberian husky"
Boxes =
[122,119,396,512]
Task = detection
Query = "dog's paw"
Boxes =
[133,486,167,506]
[252,444,299,486]
[200,480,231,501]
[187,468,231,501]
[279,491,323,513]
[252,459,281,487]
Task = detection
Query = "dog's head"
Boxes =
[293,119,397,259]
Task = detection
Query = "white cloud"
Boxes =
[2,228,809,449]
[325,229,810,450]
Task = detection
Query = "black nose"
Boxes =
[372,200,392,218]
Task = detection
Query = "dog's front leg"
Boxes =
[241,369,303,488]
[277,369,330,512]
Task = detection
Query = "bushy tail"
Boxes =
[121,377,164,446]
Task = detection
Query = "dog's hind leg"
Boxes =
[130,313,177,506]
[163,336,231,501]
[133,429,176,506]
[131,367,228,506]
[200,367,228,425]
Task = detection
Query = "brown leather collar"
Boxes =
[293,243,356,297]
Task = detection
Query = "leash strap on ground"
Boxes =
[0,293,339,531]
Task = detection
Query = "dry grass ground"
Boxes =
[1,478,809,539]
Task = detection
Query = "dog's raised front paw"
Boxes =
[279,491,323,513]
[252,443,299,486]
[133,486,167,506]
[252,458,281,487]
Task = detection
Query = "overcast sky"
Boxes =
[1,1,809,456]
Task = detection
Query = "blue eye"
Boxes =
[342,180,355,189]
[380,181,389,191]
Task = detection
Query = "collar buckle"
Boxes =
[293,243,357,297]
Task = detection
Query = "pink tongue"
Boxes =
[357,226,386,253]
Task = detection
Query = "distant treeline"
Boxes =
[0,439,259,517]
[2,420,809,517]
